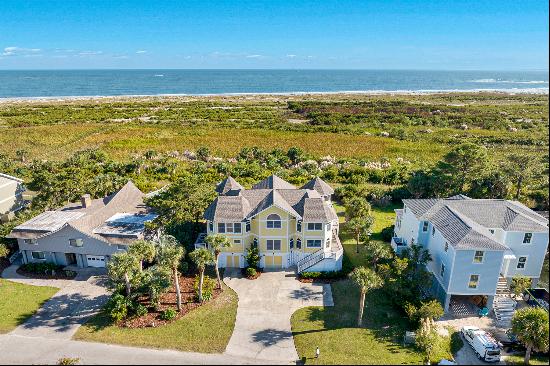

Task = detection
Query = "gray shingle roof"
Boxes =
[8,181,153,244]
[403,197,548,251]
[252,175,296,190]
[215,176,244,195]
[205,176,337,222]
[301,177,335,196]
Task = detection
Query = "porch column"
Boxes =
[76,254,85,268]
[443,293,452,313]
[21,250,28,264]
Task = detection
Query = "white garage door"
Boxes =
[86,255,106,268]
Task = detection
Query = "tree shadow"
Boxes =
[251,328,293,347]
[289,287,323,301]
[15,291,110,334]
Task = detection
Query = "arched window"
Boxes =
[266,214,282,229]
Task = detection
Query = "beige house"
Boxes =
[0,173,25,220]
[198,175,343,272]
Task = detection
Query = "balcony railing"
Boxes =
[391,236,407,252]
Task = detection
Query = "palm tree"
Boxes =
[511,307,549,365]
[189,248,214,303]
[107,252,140,297]
[128,239,156,271]
[205,234,232,290]
[156,237,185,311]
[349,266,383,326]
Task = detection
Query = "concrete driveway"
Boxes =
[223,269,333,363]
[2,265,109,340]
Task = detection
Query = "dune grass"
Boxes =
[0,279,59,333]
[74,285,238,353]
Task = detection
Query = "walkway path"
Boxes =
[223,269,334,363]
[2,264,109,340]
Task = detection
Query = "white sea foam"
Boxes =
[469,79,548,84]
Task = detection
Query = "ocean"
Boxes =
[0,69,548,98]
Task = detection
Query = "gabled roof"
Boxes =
[301,177,334,196]
[403,197,549,251]
[215,176,244,195]
[252,174,296,190]
[8,181,154,244]
[204,175,337,223]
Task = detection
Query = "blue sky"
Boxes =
[1,0,548,70]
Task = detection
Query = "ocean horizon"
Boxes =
[0,69,548,98]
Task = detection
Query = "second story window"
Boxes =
[23,239,37,245]
[440,263,445,277]
[297,220,302,232]
[69,238,83,247]
[517,256,527,269]
[289,238,294,249]
[266,214,282,229]
[218,223,225,233]
[267,239,281,251]
[523,233,533,244]
[444,242,449,252]
[218,222,241,233]
[296,238,302,249]
[422,221,429,232]
[306,239,322,248]
[245,220,251,232]
[473,251,484,263]
[307,223,322,231]
[468,274,479,289]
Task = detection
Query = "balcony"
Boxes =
[391,236,407,253]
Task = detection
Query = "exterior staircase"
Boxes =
[494,276,516,327]
[297,230,343,273]
[496,277,509,295]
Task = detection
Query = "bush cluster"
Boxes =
[193,275,216,302]
[20,262,62,274]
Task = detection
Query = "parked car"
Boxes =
[461,326,501,363]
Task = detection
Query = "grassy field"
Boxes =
[74,285,238,353]
[0,279,59,333]
[505,354,550,365]
[0,93,547,166]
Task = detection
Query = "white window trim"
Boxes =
[522,233,533,244]
[422,221,429,232]
[516,256,528,270]
[473,250,484,264]
[306,239,322,248]
[468,274,480,289]
[31,251,46,260]
[266,239,282,251]
[306,223,323,231]
[24,238,38,245]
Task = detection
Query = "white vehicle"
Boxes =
[461,326,501,363]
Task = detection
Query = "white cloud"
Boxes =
[246,54,263,58]
[286,54,297,58]
[2,46,42,56]
[78,50,103,56]
[136,50,147,54]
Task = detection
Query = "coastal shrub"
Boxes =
[510,275,531,297]
[132,303,148,318]
[159,308,177,321]
[300,271,343,280]
[380,225,395,243]
[245,244,260,269]
[245,267,257,278]
[193,275,216,302]
[105,294,130,322]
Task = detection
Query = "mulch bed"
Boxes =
[16,267,77,280]
[297,276,344,284]
[121,273,223,328]
[0,258,10,275]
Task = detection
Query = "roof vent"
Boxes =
[81,194,92,208]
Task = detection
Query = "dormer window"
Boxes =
[266,214,282,229]
[24,239,37,245]
[422,222,429,232]
[307,223,322,231]
[523,233,532,244]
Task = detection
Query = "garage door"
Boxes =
[264,255,283,269]
[86,255,106,268]
[226,255,239,268]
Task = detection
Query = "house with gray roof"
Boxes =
[393,195,549,313]
[198,175,342,272]
[8,181,156,268]
[0,173,25,221]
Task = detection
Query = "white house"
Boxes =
[0,173,25,220]
[392,195,549,313]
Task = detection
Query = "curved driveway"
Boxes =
[223,269,334,363]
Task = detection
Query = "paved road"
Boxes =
[0,334,287,365]
[2,265,110,340]
[223,269,334,363]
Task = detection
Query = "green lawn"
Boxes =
[0,279,59,333]
[74,285,238,353]
[505,354,550,365]
[291,202,460,364]
[291,279,458,364]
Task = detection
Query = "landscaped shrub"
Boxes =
[245,267,257,278]
[245,244,260,269]
[105,294,130,322]
[178,261,189,274]
[193,275,216,302]
[20,262,62,274]
[159,308,177,321]
[132,303,148,317]
[300,270,344,280]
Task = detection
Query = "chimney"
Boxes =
[81,194,92,208]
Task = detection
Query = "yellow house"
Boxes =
[199,175,343,272]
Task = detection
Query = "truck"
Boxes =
[461,326,501,363]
